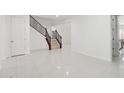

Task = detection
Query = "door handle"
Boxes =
[10,41,14,43]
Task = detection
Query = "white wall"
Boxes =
[119,25,124,39]
[118,16,124,25]
[71,16,112,61]
[24,16,30,54]
[30,27,48,50]
[118,16,124,39]
[0,15,30,60]
[0,16,11,60]
[53,22,71,46]
[4,16,11,58]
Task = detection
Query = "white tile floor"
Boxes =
[0,46,124,78]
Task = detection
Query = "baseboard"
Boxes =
[72,49,112,62]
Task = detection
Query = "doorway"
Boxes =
[112,15,124,62]
[118,16,124,55]
[11,16,25,57]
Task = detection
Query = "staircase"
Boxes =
[51,39,60,49]
[30,15,62,50]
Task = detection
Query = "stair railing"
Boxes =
[54,30,62,48]
[30,15,51,50]
[45,28,51,50]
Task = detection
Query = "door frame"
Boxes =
[10,16,26,57]
[111,15,120,57]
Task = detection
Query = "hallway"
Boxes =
[0,46,124,78]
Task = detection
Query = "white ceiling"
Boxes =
[34,15,78,22]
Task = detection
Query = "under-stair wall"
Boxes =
[30,27,48,50]
[30,16,52,50]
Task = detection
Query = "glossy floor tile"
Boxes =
[0,46,124,78]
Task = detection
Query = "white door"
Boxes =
[11,16,25,56]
